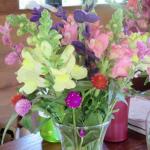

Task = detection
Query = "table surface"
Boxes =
[0,129,147,150]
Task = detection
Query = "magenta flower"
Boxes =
[65,91,82,109]
[15,99,32,117]
[79,129,86,138]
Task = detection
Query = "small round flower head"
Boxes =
[79,129,86,138]
[91,73,108,90]
[65,91,82,109]
[15,99,32,117]
[11,94,25,106]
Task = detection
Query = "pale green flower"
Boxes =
[17,51,46,94]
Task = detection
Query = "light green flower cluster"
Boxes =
[7,10,87,94]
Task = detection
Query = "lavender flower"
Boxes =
[74,9,99,23]
[30,7,43,22]
[79,129,86,138]
[15,99,32,117]
[65,91,82,109]
[55,7,67,20]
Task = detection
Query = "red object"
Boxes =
[105,98,130,142]
[91,73,108,89]
[11,94,24,106]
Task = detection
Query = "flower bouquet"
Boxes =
[0,0,150,149]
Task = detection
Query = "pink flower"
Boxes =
[111,57,132,78]
[5,51,18,65]
[15,99,32,117]
[5,43,24,65]
[127,0,138,10]
[110,43,133,60]
[0,22,12,46]
[88,21,101,38]
[86,33,109,58]
[61,15,78,45]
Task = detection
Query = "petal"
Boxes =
[71,65,87,80]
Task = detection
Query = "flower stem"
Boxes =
[73,109,78,149]
[79,138,84,150]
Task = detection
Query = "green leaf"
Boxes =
[1,113,18,144]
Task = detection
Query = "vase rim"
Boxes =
[55,120,111,129]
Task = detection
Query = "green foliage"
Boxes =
[7,14,37,35]
[108,8,123,42]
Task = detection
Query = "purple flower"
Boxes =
[82,25,90,38]
[65,91,82,109]
[85,13,100,23]
[74,10,87,23]
[79,129,86,138]
[72,41,86,55]
[74,9,99,23]
[51,22,64,31]
[15,99,32,117]
[55,7,67,20]
[30,7,43,22]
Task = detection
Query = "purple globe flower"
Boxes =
[79,129,86,138]
[65,91,82,109]
[15,99,32,117]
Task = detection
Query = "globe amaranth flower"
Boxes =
[91,73,108,90]
[79,129,86,138]
[73,9,99,23]
[65,91,82,109]
[30,7,43,22]
[55,7,67,20]
[51,22,64,32]
[11,94,25,106]
[15,99,32,117]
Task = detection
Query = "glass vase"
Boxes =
[56,121,110,150]
[146,111,150,150]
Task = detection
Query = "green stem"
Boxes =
[79,138,84,150]
[73,109,78,149]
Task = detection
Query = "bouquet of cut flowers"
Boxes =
[0,0,150,149]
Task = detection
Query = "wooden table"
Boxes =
[0,130,147,150]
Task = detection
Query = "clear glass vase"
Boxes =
[146,111,150,150]
[56,121,110,150]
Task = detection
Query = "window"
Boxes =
[19,0,124,9]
